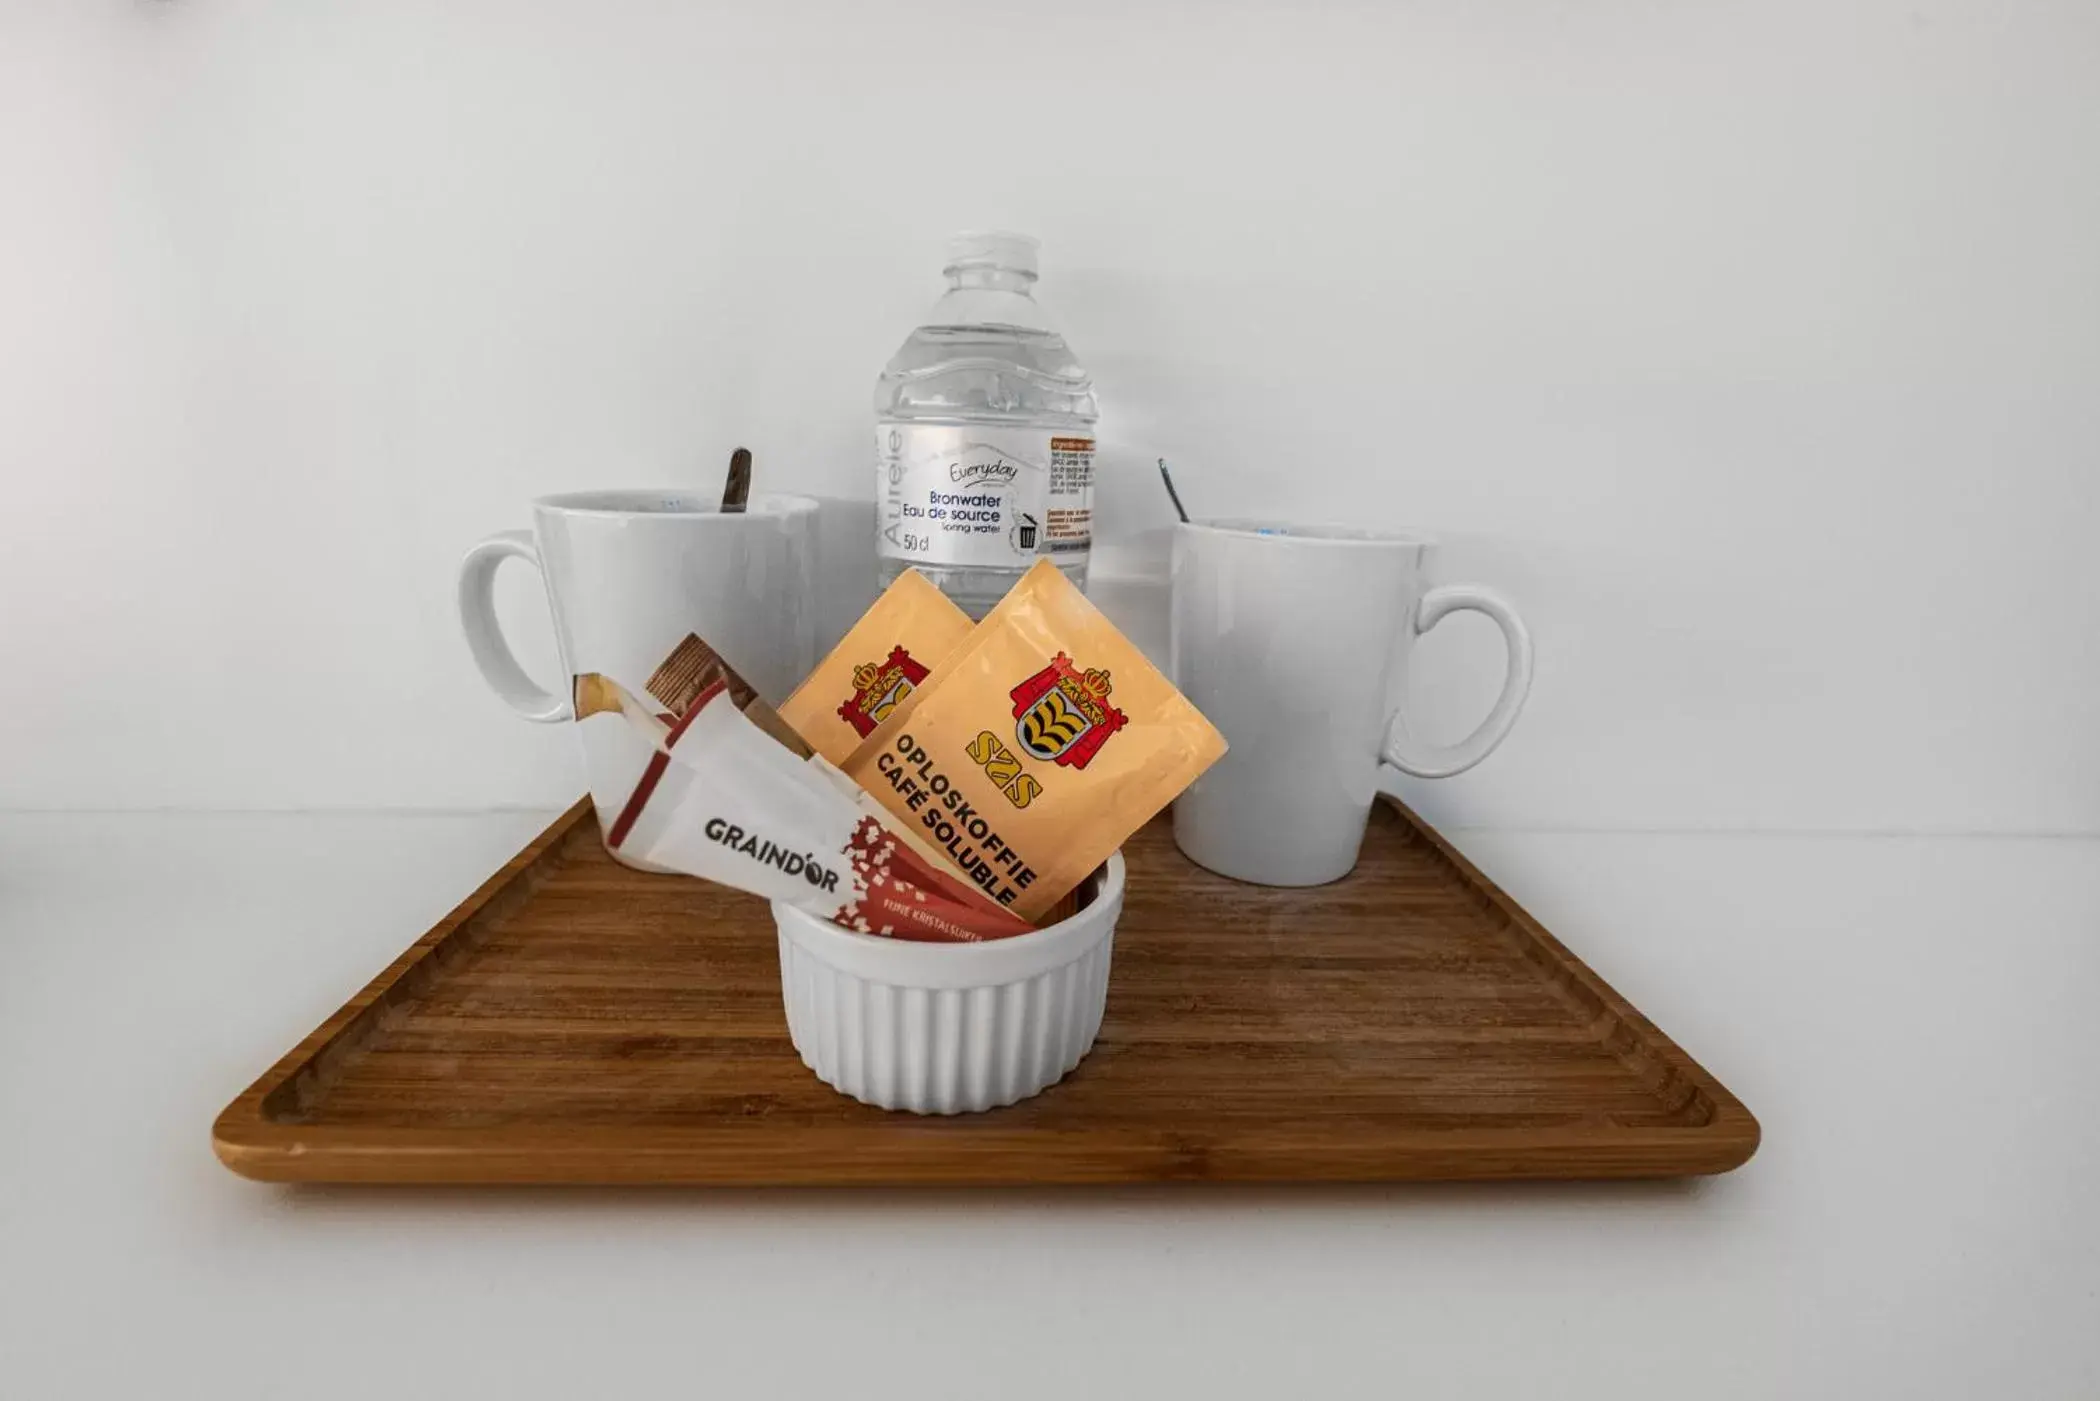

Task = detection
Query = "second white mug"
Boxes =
[1169,521,1534,887]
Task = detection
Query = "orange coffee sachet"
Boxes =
[841,559,1227,922]
[779,568,973,766]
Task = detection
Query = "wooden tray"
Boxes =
[214,798,1758,1185]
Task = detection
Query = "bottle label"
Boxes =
[877,424,1094,568]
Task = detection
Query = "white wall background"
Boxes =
[4,0,2097,832]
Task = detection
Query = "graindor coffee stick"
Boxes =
[841,559,1226,922]
[588,672,1036,942]
[627,629,1014,914]
[779,568,973,766]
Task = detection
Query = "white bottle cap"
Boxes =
[944,230,1039,278]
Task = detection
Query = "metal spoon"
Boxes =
[1157,458,1190,524]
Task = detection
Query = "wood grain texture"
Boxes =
[213,798,1759,1185]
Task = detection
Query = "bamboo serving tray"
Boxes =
[214,798,1758,1185]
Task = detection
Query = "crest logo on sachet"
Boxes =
[839,645,929,738]
[1010,652,1127,769]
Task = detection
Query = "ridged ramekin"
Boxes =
[771,854,1125,1114]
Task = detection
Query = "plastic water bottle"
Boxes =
[875,232,1099,617]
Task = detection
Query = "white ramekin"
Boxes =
[771,854,1126,1114]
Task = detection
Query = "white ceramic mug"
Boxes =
[1169,521,1534,887]
[458,489,819,859]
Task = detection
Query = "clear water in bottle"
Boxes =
[875,231,1099,617]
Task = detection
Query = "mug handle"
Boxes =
[457,530,572,723]
[1380,584,1534,779]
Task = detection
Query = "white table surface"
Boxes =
[3,810,2096,1399]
